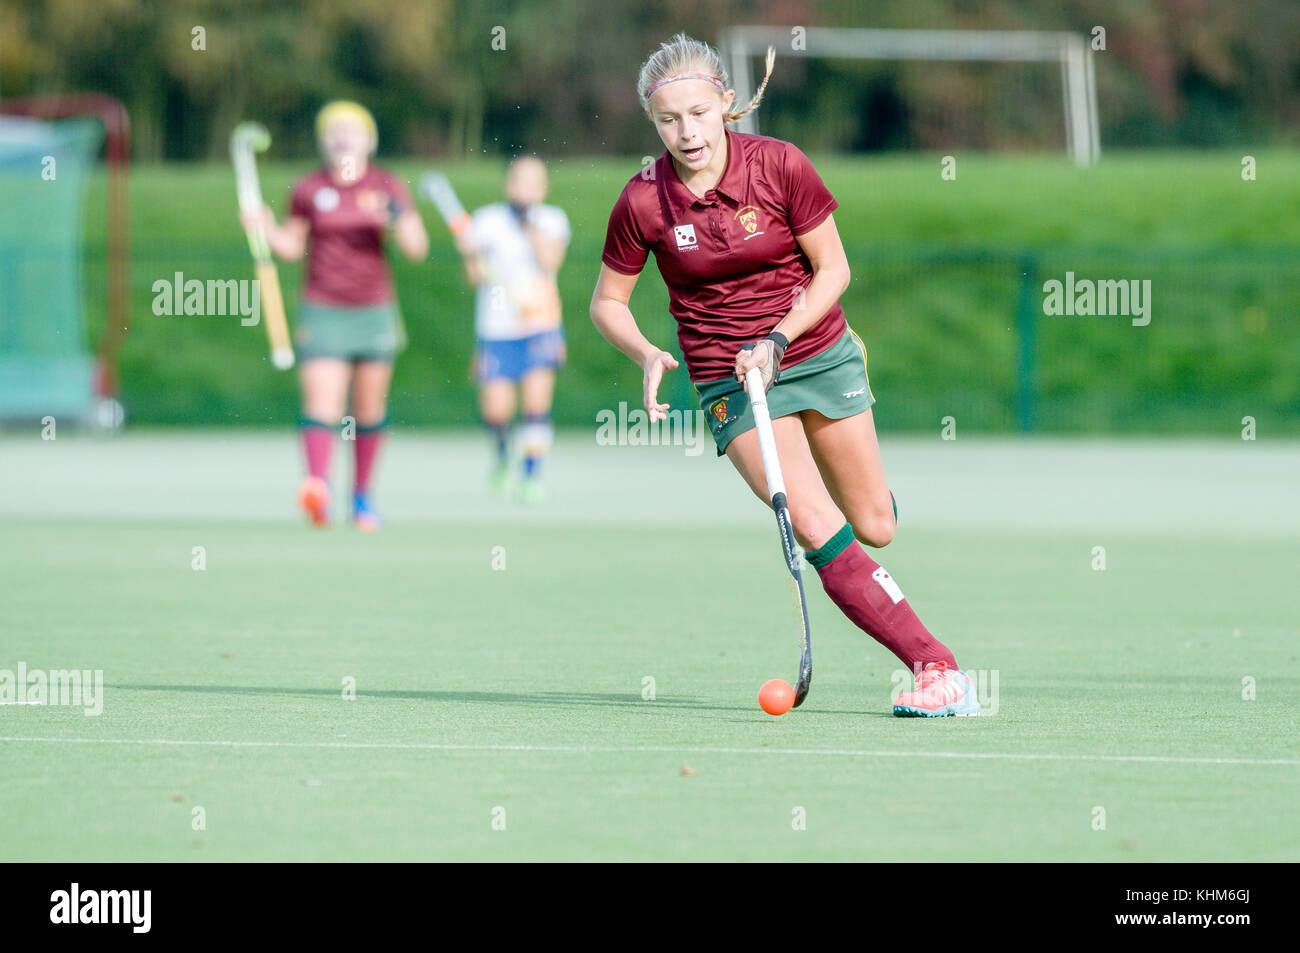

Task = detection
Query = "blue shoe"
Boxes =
[352,490,382,531]
[893,663,981,717]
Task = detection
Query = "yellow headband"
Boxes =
[315,101,377,151]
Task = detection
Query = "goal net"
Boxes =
[0,114,104,422]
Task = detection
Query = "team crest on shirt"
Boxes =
[356,189,388,216]
[314,187,340,212]
[734,205,765,240]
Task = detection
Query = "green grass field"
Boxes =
[2,431,1297,861]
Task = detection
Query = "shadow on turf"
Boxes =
[112,683,876,715]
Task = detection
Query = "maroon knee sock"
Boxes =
[353,421,388,495]
[300,419,334,481]
[808,523,958,672]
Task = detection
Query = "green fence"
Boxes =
[86,239,1299,434]
[848,245,1299,433]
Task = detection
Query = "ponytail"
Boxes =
[723,47,776,123]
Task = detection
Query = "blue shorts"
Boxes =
[475,329,564,383]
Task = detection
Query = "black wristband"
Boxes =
[764,331,789,351]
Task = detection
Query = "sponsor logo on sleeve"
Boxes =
[314,187,340,212]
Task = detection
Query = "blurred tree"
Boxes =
[1,0,1295,159]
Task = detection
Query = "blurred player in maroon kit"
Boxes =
[591,35,980,716]
[241,101,428,529]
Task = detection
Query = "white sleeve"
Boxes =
[469,207,494,248]
[534,205,571,244]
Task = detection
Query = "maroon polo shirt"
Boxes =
[289,165,413,306]
[601,130,846,382]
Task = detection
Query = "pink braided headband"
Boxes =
[645,72,727,97]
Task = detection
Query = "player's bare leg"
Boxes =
[724,415,845,551]
[801,408,896,548]
[479,378,516,496]
[349,359,393,529]
[727,412,966,708]
[300,357,350,421]
[518,366,556,503]
[297,357,350,525]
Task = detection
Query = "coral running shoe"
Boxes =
[298,475,330,527]
[893,662,980,717]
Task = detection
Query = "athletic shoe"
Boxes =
[298,475,330,527]
[893,662,980,717]
[488,457,520,501]
[520,477,545,505]
[488,459,513,499]
[352,491,382,532]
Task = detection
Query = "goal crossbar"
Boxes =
[720,26,1099,165]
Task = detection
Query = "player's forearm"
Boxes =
[590,297,660,367]
[394,212,429,261]
[772,262,851,343]
[265,225,306,261]
[462,256,486,286]
[451,233,485,286]
[528,230,566,275]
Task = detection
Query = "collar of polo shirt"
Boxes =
[658,128,747,222]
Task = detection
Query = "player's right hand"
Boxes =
[641,349,679,423]
[239,205,274,232]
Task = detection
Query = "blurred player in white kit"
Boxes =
[450,156,570,503]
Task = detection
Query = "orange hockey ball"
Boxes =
[758,678,795,716]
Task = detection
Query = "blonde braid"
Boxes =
[723,47,776,123]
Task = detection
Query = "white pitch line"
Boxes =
[0,736,1296,766]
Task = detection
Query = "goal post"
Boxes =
[719,26,1100,165]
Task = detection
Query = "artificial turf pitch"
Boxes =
[1,431,1296,861]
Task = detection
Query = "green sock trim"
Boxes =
[805,522,855,570]
[355,415,390,434]
[297,416,334,430]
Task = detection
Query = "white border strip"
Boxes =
[1,736,1295,766]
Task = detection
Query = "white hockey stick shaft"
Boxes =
[745,367,786,503]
